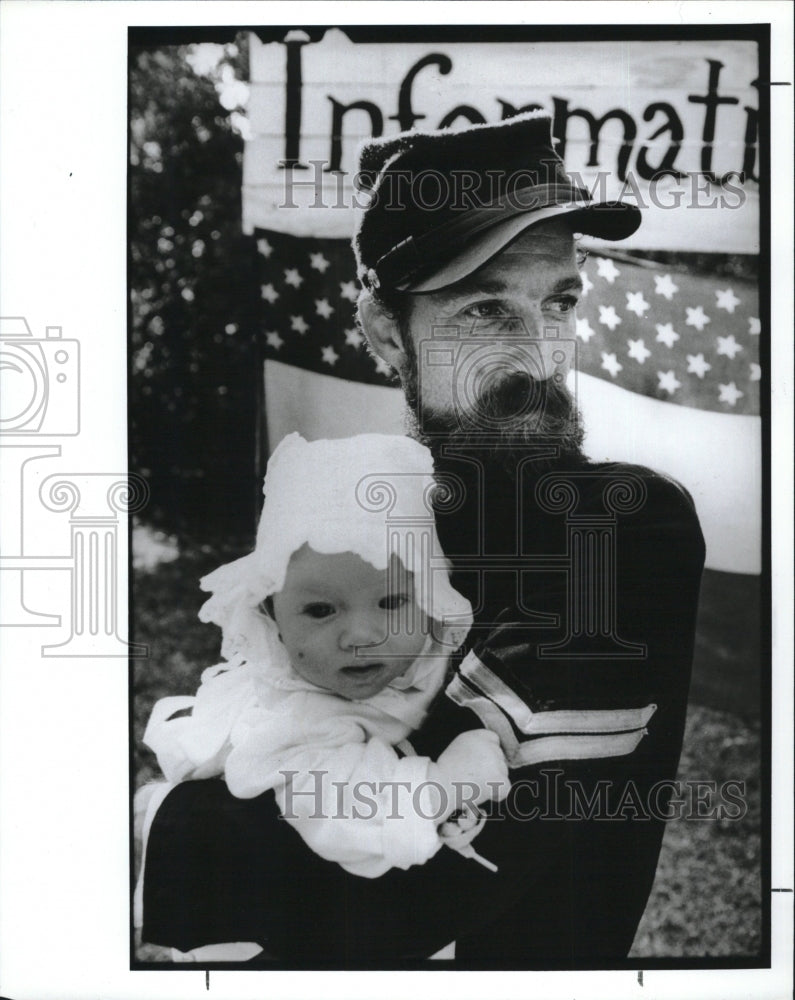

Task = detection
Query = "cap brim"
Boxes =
[403,201,641,293]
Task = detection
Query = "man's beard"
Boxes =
[399,332,586,477]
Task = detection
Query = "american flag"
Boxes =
[574,252,759,417]
[256,231,388,387]
[255,229,760,418]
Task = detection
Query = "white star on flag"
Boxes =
[576,317,596,342]
[284,268,304,288]
[600,352,623,378]
[340,281,359,302]
[266,331,284,350]
[653,273,679,300]
[290,315,309,334]
[685,306,710,331]
[718,382,744,406]
[596,258,620,284]
[686,353,712,379]
[657,370,682,395]
[598,305,621,331]
[315,299,334,319]
[257,238,273,258]
[310,253,331,273]
[748,317,761,336]
[715,287,741,313]
[344,327,365,348]
[260,283,279,303]
[749,363,761,382]
[321,345,339,366]
[655,323,680,348]
[627,338,651,364]
[580,271,593,297]
[716,334,743,360]
[626,291,650,317]
[373,355,393,377]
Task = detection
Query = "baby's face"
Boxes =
[271,545,429,700]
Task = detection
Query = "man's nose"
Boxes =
[491,309,542,340]
[338,613,384,650]
[499,314,571,379]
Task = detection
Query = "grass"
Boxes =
[132,532,763,959]
[630,704,761,957]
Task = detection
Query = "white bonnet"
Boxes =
[198,433,472,666]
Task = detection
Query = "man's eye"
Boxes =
[461,301,506,320]
[379,593,410,611]
[302,603,336,619]
[545,295,579,314]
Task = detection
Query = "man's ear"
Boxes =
[357,293,408,372]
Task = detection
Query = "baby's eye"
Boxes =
[379,593,410,611]
[302,602,336,619]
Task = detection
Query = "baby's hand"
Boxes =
[438,803,499,873]
[438,803,482,847]
[436,729,510,805]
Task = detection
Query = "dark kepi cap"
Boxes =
[353,111,641,293]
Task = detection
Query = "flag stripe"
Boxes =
[577,371,761,574]
[264,359,404,445]
[264,362,761,575]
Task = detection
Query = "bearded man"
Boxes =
[140,113,705,966]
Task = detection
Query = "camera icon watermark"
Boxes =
[0,317,80,435]
[414,319,576,443]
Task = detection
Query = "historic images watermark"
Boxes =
[280,769,748,823]
[281,165,749,213]
[0,316,148,656]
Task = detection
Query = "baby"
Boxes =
[137,433,508,922]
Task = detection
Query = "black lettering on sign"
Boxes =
[327,99,384,173]
[437,105,487,128]
[279,44,758,187]
[688,59,740,185]
[498,99,545,120]
[742,80,760,183]
[636,103,686,181]
[281,35,309,170]
[552,100,637,181]
[389,54,453,131]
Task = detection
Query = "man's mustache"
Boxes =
[465,369,574,435]
[399,333,584,464]
[470,369,541,423]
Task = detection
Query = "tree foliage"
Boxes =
[129,40,261,539]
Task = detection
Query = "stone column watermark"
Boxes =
[38,473,149,657]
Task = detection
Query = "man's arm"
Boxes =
[410,463,706,962]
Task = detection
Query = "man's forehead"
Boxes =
[497,225,577,259]
[428,232,579,299]
[460,223,577,280]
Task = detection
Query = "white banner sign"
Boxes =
[243,30,760,253]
